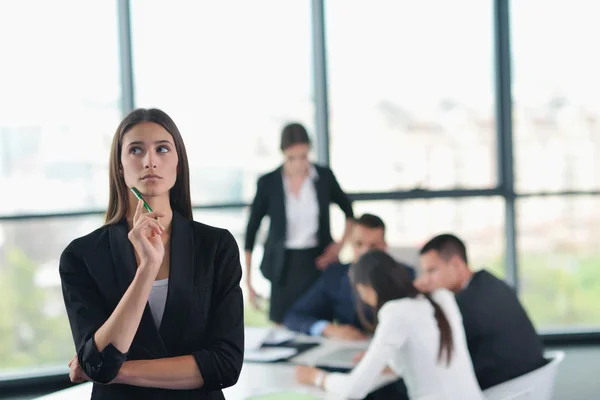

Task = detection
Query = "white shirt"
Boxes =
[283,166,319,249]
[148,278,169,328]
[325,289,484,400]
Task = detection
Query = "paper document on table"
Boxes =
[244,347,298,362]
[264,329,296,345]
[245,327,273,351]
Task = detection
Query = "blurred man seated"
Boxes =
[283,214,415,340]
[416,233,546,390]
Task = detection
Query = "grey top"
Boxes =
[148,278,169,328]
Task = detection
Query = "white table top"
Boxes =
[34,363,326,400]
[34,330,397,400]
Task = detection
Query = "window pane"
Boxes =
[326,0,496,192]
[512,1,600,192]
[0,215,102,374]
[517,196,600,330]
[0,1,121,216]
[131,0,314,205]
[331,198,505,278]
[193,208,270,325]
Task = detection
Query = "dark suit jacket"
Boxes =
[59,212,244,399]
[283,263,416,334]
[456,270,546,390]
[244,164,353,282]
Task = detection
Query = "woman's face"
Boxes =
[355,283,378,308]
[282,143,310,176]
[120,122,179,198]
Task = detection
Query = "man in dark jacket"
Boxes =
[283,214,415,340]
[417,233,547,390]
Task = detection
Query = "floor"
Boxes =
[4,345,599,399]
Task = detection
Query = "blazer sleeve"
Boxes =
[328,168,353,218]
[59,244,127,384]
[282,274,333,334]
[244,176,269,251]
[193,230,244,391]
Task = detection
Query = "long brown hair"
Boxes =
[350,250,454,366]
[105,108,193,225]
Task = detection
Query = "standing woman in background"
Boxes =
[244,123,354,323]
[60,108,243,399]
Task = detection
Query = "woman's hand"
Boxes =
[414,276,433,293]
[296,365,322,386]
[316,242,343,270]
[246,283,264,310]
[245,250,263,310]
[128,199,166,271]
[68,355,90,383]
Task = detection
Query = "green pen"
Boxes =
[130,187,153,213]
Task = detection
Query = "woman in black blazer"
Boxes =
[244,123,354,323]
[60,108,244,399]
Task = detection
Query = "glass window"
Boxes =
[193,208,270,325]
[130,0,314,205]
[331,198,506,278]
[0,215,103,374]
[517,196,600,330]
[0,1,121,216]
[326,0,496,193]
[511,0,600,192]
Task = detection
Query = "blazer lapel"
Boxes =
[274,166,287,235]
[109,220,168,357]
[313,166,327,222]
[108,221,137,297]
[159,211,195,355]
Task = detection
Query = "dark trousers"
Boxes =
[269,247,320,323]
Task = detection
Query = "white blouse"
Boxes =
[283,165,320,249]
[324,289,484,400]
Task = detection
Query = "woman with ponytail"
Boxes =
[296,249,483,399]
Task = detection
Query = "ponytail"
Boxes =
[423,293,454,366]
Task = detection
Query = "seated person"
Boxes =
[416,233,547,390]
[283,214,415,340]
[296,250,484,400]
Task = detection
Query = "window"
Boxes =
[130,0,314,205]
[193,208,270,325]
[331,197,505,278]
[517,196,600,330]
[325,0,496,193]
[0,215,103,373]
[511,0,600,192]
[0,0,121,216]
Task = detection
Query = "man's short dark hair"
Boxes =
[280,123,310,151]
[420,233,468,264]
[354,213,386,233]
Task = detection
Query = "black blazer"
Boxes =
[456,270,546,390]
[244,164,353,282]
[59,212,244,399]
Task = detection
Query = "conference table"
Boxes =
[35,363,326,399]
[35,328,398,400]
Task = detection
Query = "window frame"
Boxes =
[1,0,598,391]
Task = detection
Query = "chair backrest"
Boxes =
[482,351,565,400]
